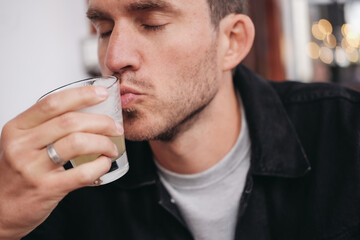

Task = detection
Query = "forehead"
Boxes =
[87,0,211,19]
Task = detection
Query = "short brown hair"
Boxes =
[207,0,248,26]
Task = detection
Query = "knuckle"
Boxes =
[99,115,120,134]
[99,115,116,130]
[93,134,113,150]
[2,138,21,163]
[103,136,115,149]
[99,114,113,124]
[26,131,41,144]
[1,135,32,172]
[68,133,86,151]
[1,122,13,139]
[20,165,40,186]
[77,168,93,185]
[1,121,20,142]
[40,95,59,114]
[58,112,78,129]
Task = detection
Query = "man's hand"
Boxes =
[0,86,123,239]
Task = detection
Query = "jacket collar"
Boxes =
[234,65,310,178]
[113,65,311,189]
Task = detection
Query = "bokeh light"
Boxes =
[335,47,350,67]
[324,34,337,48]
[310,20,359,66]
[307,42,320,59]
[318,19,333,35]
[319,47,334,64]
[341,24,351,37]
[346,32,360,48]
[346,48,359,62]
[312,23,326,40]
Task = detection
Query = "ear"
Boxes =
[219,14,255,71]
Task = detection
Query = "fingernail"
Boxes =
[93,179,103,185]
[95,86,109,99]
[115,122,124,135]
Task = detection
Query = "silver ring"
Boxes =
[46,143,65,165]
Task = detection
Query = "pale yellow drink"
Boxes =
[70,135,126,167]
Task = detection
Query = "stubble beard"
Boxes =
[123,40,219,142]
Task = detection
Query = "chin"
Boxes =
[123,116,177,142]
[123,117,158,142]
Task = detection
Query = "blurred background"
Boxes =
[245,0,360,87]
[0,1,89,129]
[0,0,359,129]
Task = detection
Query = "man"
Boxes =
[0,0,359,239]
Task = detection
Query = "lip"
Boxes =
[120,85,143,109]
[120,85,141,94]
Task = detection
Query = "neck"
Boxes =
[149,73,241,174]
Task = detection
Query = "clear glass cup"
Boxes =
[39,76,129,185]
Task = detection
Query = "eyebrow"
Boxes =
[87,0,179,20]
[127,0,174,12]
[86,8,111,20]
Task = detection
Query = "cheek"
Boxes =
[163,40,214,83]
[171,30,215,69]
[157,46,217,105]
[155,40,208,80]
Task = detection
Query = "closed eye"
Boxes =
[142,24,167,31]
[100,30,112,38]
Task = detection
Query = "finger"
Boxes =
[14,86,109,130]
[54,155,112,192]
[41,132,119,168]
[30,112,123,148]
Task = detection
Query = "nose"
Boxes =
[102,24,141,75]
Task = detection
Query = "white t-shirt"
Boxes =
[155,105,251,240]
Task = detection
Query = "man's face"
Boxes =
[88,0,222,141]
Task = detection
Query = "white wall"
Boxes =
[0,0,90,129]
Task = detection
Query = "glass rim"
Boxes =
[38,75,118,101]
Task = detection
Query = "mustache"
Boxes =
[113,72,153,90]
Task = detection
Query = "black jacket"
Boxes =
[24,65,360,239]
